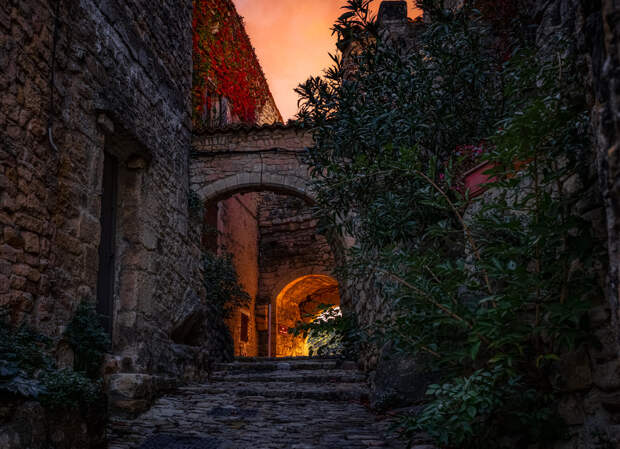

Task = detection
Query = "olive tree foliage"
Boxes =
[296,0,603,447]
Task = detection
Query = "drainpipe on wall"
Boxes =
[267,303,272,358]
[48,0,61,153]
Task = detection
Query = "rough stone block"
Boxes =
[10,275,26,290]
[22,231,39,253]
[557,394,585,425]
[78,213,100,243]
[558,348,593,391]
[593,359,620,390]
[117,311,137,328]
[108,373,153,401]
[3,227,24,249]
[11,264,30,278]
[55,232,82,256]
[0,274,9,293]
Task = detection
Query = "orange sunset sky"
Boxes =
[235,0,420,121]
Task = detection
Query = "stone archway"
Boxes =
[190,123,341,358]
[190,123,315,204]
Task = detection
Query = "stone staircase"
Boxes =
[108,357,406,449]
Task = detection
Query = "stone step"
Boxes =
[178,382,369,402]
[234,356,340,362]
[210,369,366,384]
[215,360,340,372]
[108,356,406,448]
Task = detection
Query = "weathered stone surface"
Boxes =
[558,348,593,392]
[0,399,106,449]
[0,0,214,406]
[191,125,314,203]
[108,373,178,416]
[216,193,261,357]
[1,0,208,375]
[370,344,434,411]
[0,0,223,443]
[171,289,206,345]
[592,358,620,390]
[108,358,412,449]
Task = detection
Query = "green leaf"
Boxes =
[470,341,482,360]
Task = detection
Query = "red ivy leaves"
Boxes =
[192,0,272,125]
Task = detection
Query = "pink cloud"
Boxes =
[234,0,420,120]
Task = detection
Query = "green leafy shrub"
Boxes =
[64,301,110,379]
[0,321,52,399]
[292,305,360,358]
[188,189,204,218]
[0,301,108,410]
[202,251,250,318]
[0,359,45,399]
[296,1,603,447]
[40,369,102,410]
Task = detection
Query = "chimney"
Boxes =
[377,1,407,24]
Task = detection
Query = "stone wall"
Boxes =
[191,124,314,203]
[461,173,615,448]
[586,0,620,349]
[570,0,620,445]
[0,399,106,449]
[217,193,260,357]
[507,2,620,446]
[1,0,209,431]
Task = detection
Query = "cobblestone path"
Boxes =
[108,357,407,449]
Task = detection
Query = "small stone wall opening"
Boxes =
[274,275,340,357]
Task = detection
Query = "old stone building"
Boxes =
[1,0,337,445]
[4,0,620,448]
[1,0,219,438]
[1,0,209,444]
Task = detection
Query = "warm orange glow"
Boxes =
[275,274,340,357]
[235,0,421,121]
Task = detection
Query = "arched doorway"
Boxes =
[273,275,340,357]
[199,186,338,358]
[191,124,346,359]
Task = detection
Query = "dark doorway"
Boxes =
[96,152,118,335]
[240,312,250,343]
[202,202,219,252]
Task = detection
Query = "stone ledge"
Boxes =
[107,373,178,417]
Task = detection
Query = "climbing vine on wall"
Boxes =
[192,0,272,127]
